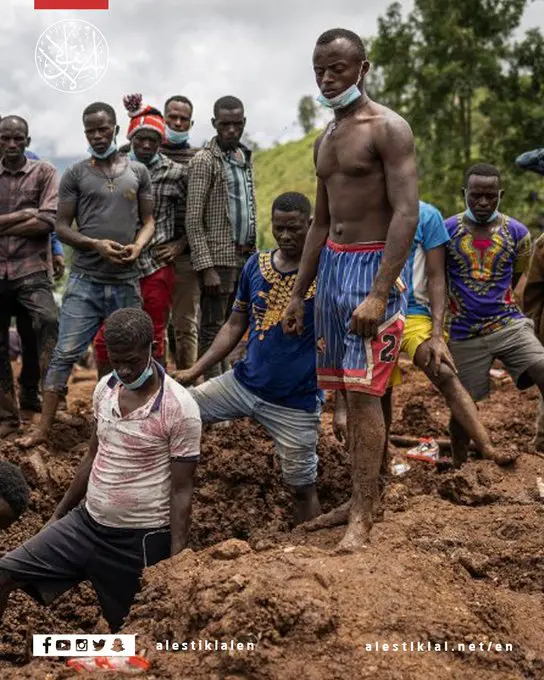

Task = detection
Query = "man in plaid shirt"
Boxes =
[0,115,59,436]
[94,96,187,367]
[186,96,257,379]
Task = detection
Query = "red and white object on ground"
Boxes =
[406,437,440,464]
[66,656,150,673]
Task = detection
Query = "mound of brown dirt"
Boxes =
[2,366,543,679]
[119,491,543,680]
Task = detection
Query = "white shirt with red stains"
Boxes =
[86,366,201,529]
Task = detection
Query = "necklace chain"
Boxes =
[92,158,117,193]
[327,99,368,136]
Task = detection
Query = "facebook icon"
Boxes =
[42,637,52,654]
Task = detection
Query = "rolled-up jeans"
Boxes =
[189,370,321,487]
[44,273,141,393]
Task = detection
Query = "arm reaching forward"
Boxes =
[283,135,329,335]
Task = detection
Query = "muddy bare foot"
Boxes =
[335,517,370,554]
[55,411,82,425]
[15,429,47,449]
[0,422,19,437]
[301,501,351,532]
[482,447,519,466]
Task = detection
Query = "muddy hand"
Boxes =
[350,295,386,337]
[282,298,305,335]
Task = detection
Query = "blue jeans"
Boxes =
[189,371,320,487]
[44,274,141,392]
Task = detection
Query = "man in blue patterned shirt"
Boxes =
[176,192,322,525]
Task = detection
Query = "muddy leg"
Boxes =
[377,387,393,520]
[525,361,544,451]
[533,394,544,452]
[335,392,385,553]
[449,416,471,468]
[16,391,60,449]
[289,484,321,526]
[301,500,351,531]
[0,571,17,623]
[415,345,516,465]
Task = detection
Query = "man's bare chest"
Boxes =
[316,128,378,179]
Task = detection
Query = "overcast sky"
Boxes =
[1,0,542,157]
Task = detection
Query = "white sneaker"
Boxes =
[406,437,439,464]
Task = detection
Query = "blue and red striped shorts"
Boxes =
[315,240,409,396]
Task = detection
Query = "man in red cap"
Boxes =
[94,94,188,369]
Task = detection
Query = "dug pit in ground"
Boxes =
[0,364,543,679]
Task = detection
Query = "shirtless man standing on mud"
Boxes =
[283,28,419,552]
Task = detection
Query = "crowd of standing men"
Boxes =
[1,26,544,632]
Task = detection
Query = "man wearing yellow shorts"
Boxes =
[383,201,501,467]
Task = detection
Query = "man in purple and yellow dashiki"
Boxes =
[445,162,544,465]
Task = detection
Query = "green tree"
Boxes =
[371,0,529,216]
[298,95,318,134]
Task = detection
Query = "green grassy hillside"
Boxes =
[254,130,321,248]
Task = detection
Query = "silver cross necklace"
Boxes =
[326,98,368,136]
[92,158,117,193]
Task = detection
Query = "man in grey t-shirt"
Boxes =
[17,101,155,450]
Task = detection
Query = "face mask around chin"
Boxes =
[128,147,160,165]
[113,347,154,390]
[316,65,363,110]
[88,140,117,159]
[464,191,501,224]
[165,127,190,144]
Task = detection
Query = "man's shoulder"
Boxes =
[30,158,58,177]
[444,214,462,233]
[505,215,529,238]
[62,157,90,178]
[419,201,443,221]
[371,102,413,136]
[161,144,199,164]
[190,145,215,164]
[158,154,185,178]
[244,251,261,271]
[93,374,113,404]
[126,158,149,174]
[418,201,448,243]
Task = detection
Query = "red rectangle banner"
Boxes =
[35,0,109,9]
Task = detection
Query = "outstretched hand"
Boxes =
[173,369,198,387]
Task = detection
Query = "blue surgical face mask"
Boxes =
[113,346,154,390]
[88,140,117,159]
[317,66,363,110]
[128,147,160,166]
[165,127,189,145]
[464,190,501,224]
